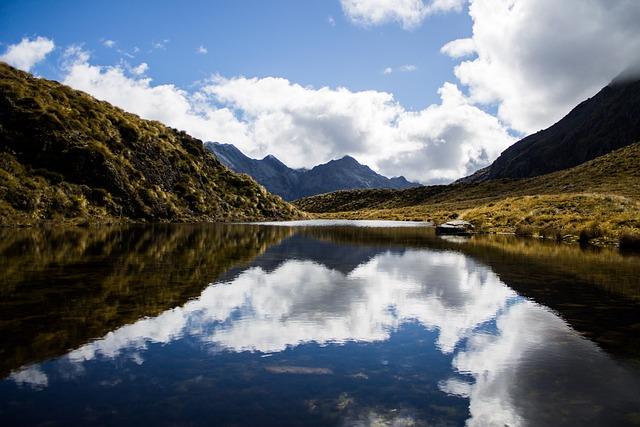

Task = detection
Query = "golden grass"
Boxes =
[297,143,640,244]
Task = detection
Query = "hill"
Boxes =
[295,142,640,242]
[460,78,640,183]
[0,63,300,225]
[206,142,420,200]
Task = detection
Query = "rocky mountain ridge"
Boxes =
[205,142,420,200]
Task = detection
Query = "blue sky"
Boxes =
[0,0,471,109]
[1,0,637,183]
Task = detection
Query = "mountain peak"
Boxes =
[338,155,358,162]
[261,154,288,168]
[330,155,361,167]
[262,154,280,162]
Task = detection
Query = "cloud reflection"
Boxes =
[67,250,513,359]
[12,245,640,425]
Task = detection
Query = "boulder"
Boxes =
[436,220,475,236]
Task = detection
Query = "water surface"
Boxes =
[1,222,639,426]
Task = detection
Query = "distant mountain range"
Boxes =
[459,77,640,183]
[205,142,420,200]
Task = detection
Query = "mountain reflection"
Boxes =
[8,232,638,426]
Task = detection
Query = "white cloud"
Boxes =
[196,45,208,55]
[61,47,250,150]
[130,62,148,75]
[398,64,417,72]
[62,45,89,65]
[328,15,336,26]
[340,0,464,29]
[9,365,49,390]
[59,48,513,183]
[202,76,514,182]
[151,39,169,50]
[342,0,640,137]
[440,38,475,58]
[0,36,55,71]
[385,64,418,75]
[103,39,116,48]
[448,0,640,134]
[378,83,515,182]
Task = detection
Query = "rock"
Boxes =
[436,220,475,235]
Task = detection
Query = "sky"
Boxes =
[1,0,640,184]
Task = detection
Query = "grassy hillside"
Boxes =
[0,63,301,225]
[295,143,640,243]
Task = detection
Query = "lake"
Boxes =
[1,221,640,426]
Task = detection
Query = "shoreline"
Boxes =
[1,216,639,251]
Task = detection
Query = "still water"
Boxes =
[1,222,640,426]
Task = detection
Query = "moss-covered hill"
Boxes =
[0,63,301,225]
[295,142,640,242]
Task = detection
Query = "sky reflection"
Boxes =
[5,232,640,426]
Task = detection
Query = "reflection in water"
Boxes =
[1,224,640,426]
[66,250,513,359]
[0,224,293,377]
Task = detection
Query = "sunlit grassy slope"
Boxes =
[0,63,301,225]
[295,143,640,243]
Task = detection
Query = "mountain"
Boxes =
[205,142,420,200]
[0,63,300,225]
[298,155,419,199]
[205,142,301,200]
[460,77,640,183]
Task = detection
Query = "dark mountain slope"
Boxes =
[206,142,420,200]
[0,63,300,225]
[205,142,301,200]
[461,78,640,183]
